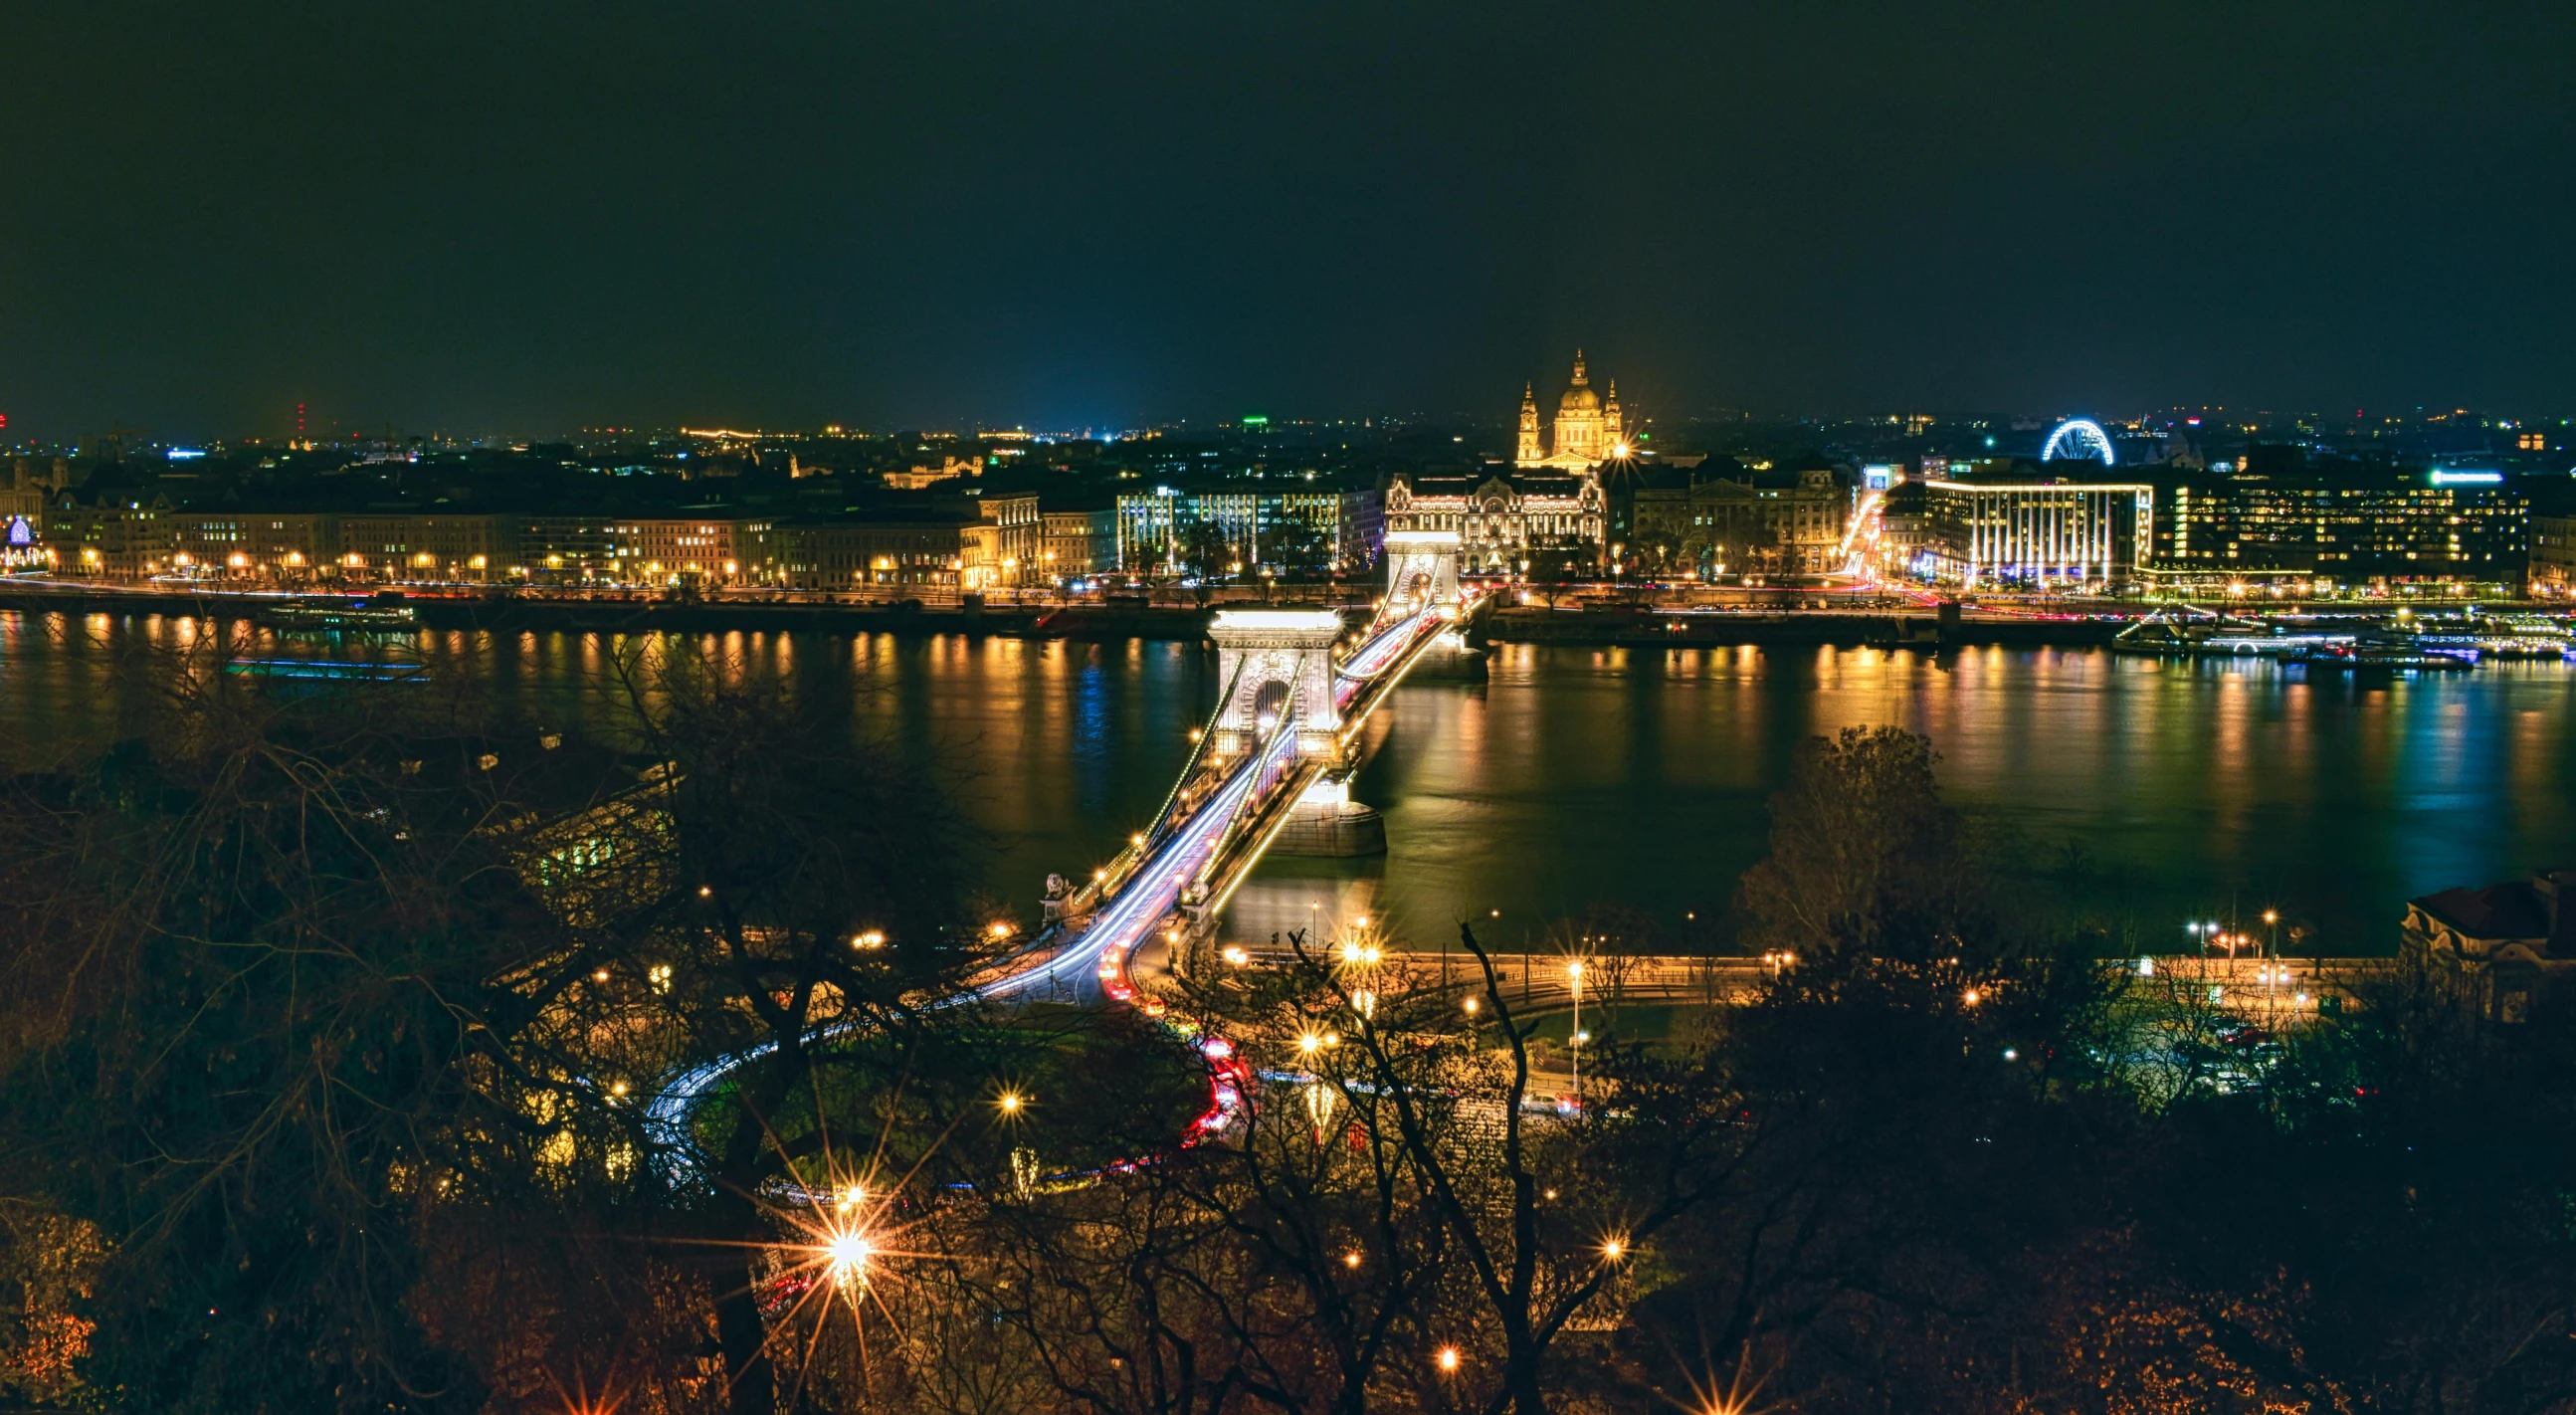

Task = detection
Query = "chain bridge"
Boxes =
[985,531,1471,1005]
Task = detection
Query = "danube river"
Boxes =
[4,612,2571,953]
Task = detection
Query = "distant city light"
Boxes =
[2430,470,2502,485]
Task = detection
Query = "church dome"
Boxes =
[1555,350,1602,414]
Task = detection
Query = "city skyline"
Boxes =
[8,397,2572,455]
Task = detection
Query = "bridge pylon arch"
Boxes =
[1380,529,1463,619]
[1207,608,1343,759]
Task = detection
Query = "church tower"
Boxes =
[1551,349,1606,464]
[1513,349,1625,469]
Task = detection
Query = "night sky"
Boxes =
[4,2,2570,439]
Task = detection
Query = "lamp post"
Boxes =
[1567,960,1585,1109]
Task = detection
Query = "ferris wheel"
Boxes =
[2040,418,2115,466]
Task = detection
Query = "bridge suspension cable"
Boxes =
[1136,652,1251,854]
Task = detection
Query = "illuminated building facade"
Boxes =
[1629,468,1852,577]
[777,515,970,590]
[607,519,755,585]
[960,492,1041,589]
[1113,487,1381,575]
[2532,514,2576,594]
[338,514,511,582]
[1383,471,1604,575]
[1041,505,1118,579]
[886,455,982,490]
[515,517,619,583]
[170,512,335,580]
[1515,351,1627,470]
[1892,479,2154,589]
[2155,469,2530,586]
[42,487,171,578]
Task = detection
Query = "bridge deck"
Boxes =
[990,603,1459,1005]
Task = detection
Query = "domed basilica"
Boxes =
[1515,350,1626,469]
[1379,349,1617,575]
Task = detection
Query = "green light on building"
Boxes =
[1243,415,1270,429]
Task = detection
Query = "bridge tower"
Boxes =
[1207,608,1343,758]
[1380,529,1463,616]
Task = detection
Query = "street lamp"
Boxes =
[1566,960,1585,1108]
[824,1229,874,1293]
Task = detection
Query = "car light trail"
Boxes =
[648,602,1460,1166]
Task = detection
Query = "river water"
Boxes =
[4,611,2570,955]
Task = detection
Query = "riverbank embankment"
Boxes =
[0,584,2127,648]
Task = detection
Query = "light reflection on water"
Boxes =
[2,611,2568,955]
[1223,639,2576,955]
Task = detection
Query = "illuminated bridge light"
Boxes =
[655,574,1475,1179]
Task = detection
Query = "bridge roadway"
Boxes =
[979,601,1461,1008]
[644,600,1462,1159]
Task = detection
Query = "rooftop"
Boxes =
[2415,880,2550,941]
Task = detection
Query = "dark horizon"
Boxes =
[4,2,2570,443]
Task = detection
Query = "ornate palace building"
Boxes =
[1376,349,1623,576]
[1384,470,1605,577]
[1516,350,1627,470]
